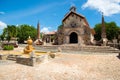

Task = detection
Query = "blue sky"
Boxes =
[0,0,120,33]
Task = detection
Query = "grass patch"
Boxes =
[3,45,14,50]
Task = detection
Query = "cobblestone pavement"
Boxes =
[0,52,120,80]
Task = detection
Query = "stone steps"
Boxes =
[80,46,120,53]
[81,50,120,53]
[35,45,120,53]
[7,55,18,61]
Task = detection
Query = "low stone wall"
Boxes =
[0,54,8,60]
[16,56,36,66]
[0,52,57,66]
[16,54,50,66]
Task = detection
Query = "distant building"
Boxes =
[43,31,56,44]
[56,6,94,45]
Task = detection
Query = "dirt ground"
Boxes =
[0,50,120,80]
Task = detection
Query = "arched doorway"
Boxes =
[70,32,78,43]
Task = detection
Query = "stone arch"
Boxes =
[69,32,78,43]
[67,30,80,36]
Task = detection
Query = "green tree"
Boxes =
[1,25,17,41]
[7,25,17,41]
[17,24,37,43]
[57,24,63,30]
[0,35,4,41]
[1,24,37,43]
[94,24,102,41]
[1,28,7,41]
[94,22,120,41]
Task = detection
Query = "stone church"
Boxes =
[56,6,94,45]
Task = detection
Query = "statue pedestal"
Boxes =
[102,38,108,46]
[34,39,43,45]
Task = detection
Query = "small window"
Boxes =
[71,23,76,28]
[64,21,66,24]
[76,16,77,19]
[72,14,74,17]
[68,17,69,20]
[80,18,81,21]
[84,29,87,34]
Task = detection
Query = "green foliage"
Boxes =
[40,33,43,39]
[94,24,102,40]
[2,25,17,41]
[58,24,63,30]
[0,35,4,41]
[3,45,14,50]
[17,24,37,43]
[7,25,17,38]
[1,24,37,43]
[51,35,55,40]
[94,21,120,41]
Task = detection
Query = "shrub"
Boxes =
[3,45,14,50]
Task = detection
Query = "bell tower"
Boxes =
[70,6,76,12]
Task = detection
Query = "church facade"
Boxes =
[57,6,94,45]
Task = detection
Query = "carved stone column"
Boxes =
[101,13,108,46]
[37,21,40,39]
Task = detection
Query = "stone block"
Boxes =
[36,55,48,63]
[16,56,36,66]
[0,54,8,60]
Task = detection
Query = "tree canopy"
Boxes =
[1,25,17,41]
[57,24,63,30]
[94,22,120,41]
[0,24,37,43]
[17,24,37,43]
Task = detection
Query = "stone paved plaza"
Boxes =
[0,47,120,80]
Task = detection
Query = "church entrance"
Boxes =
[69,32,78,43]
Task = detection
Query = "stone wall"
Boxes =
[61,12,91,45]
[0,52,55,66]
[0,54,8,60]
[16,56,36,66]
[16,54,49,66]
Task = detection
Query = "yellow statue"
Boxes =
[24,36,35,54]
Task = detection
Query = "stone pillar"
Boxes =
[78,36,84,46]
[78,36,81,44]
[37,21,40,39]
[101,13,106,38]
[101,13,107,46]
[50,35,51,44]
[113,38,117,48]
[66,36,69,44]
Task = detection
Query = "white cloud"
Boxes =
[0,12,5,15]
[82,0,120,16]
[41,27,50,33]
[16,24,19,27]
[0,21,7,30]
